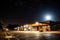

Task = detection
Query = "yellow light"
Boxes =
[6,28,9,31]
[35,22,39,25]
[29,27,31,29]
[24,28,27,31]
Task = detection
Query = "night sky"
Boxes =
[0,0,60,25]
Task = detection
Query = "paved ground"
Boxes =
[0,31,60,40]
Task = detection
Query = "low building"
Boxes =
[22,21,51,32]
[15,20,60,31]
[22,21,60,31]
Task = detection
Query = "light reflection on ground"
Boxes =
[0,31,60,40]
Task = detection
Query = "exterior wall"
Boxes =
[36,25,51,32]
[14,22,51,31]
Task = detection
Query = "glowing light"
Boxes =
[45,15,52,20]
[43,34,52,37]
[24,28,27,31]
[28,27,31,29]
[24,24,28,28]
[35,22,39,24]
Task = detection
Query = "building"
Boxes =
[21,21,51,32]
[14,20,60,31]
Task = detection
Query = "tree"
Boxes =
[7,24,20,30]
[0,22,3,31]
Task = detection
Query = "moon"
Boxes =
[44,14,52,21]
[45,15,51,20]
